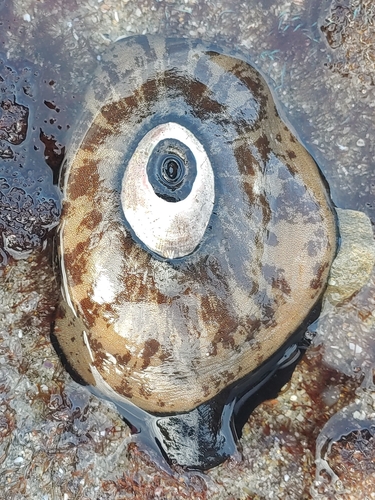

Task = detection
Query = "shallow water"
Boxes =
[0,0,374,498]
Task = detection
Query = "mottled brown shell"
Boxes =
[55,35,337,414]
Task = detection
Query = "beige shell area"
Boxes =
[55,36,338,414]
[57,155,337,414]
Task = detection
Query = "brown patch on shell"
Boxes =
[81,209,103,230]
[254,134,272,162]
[67,155,102,202]
[263,264,292,297]
[310,262,330,292]
[233,142,256,176]
[142,339,161,369]
[62,241,87,287]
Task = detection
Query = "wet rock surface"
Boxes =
[0,181,59,262]
[0,97,28,146]
[325,208,375,305]
[0,56,62,261]
[0,0,374,498]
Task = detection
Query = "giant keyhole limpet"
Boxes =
[52,35,338,470]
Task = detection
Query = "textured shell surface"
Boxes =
[54,35,337,459]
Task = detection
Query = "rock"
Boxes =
[325,208,375,305]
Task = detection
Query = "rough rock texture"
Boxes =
[325,208,375,305]
[1,0,375,498]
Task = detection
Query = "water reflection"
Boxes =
[0,0,374,497]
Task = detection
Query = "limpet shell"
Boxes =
[53,35,337,469]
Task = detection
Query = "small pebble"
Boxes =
[348,342,362,354]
